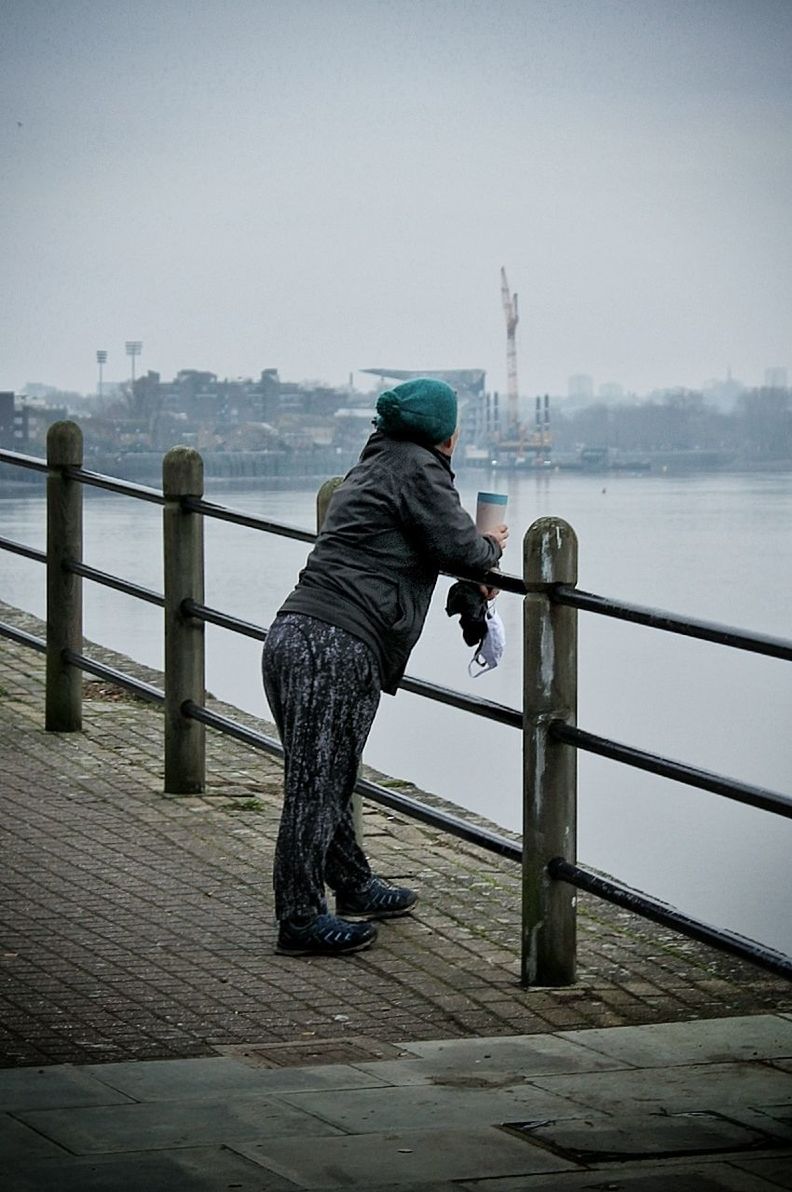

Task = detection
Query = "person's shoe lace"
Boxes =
[336,875,418,920]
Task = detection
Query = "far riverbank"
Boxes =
[2,445,790,496]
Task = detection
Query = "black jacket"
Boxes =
[278,431,502,693]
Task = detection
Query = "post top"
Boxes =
[523,516,578,585]
[316,475,344,531]
[162,446,204,497]
[46,420,83,467]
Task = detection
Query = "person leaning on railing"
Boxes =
[261,377,509,957]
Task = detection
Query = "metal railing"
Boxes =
[1,421,791,986]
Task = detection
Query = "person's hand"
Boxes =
[487,523,509,550]
[479,584,499,600]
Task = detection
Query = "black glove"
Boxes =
[445,580,488,648]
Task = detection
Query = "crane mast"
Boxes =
[500,266,519,434]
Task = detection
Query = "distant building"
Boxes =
[0,392,14,447]
[24,402,68,450]
[360,368,486,401]
[765,366,788,389]
[703,370,745,410]
[334,406,376,448]
[359,367,489,453]
[568,374,594,400]
[0,392,30,451]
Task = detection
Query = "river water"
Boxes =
[2,466,791,953]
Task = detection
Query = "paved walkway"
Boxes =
[1,1014,791,1190]
[1,601,791,1187]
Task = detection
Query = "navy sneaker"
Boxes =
[276,912,377,956]
[336,875,418,920]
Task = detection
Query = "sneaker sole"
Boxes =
[275,936,376,957]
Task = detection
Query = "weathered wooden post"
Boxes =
[316,475,366,843]
[316,477,343,533]
[46,420,83,731]
[522,516,578,986]
[163,447,205,793]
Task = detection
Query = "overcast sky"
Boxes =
[2,0,791,398]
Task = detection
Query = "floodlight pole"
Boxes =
[125,340,142,397]
[96,350,107,399]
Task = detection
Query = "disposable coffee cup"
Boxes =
[476,491,508,533]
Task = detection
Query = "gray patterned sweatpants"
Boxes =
[261,613,381,921]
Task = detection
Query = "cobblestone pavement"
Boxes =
[1,601,790,1070]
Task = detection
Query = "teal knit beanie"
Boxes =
[375,378,458,446]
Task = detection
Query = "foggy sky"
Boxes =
[2,0,791,398]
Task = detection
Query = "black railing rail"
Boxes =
[62,648,165,705]
[554,584,792,663]
[64,465,165,505]
[551,722,792,820]
[65,561,165,607]
[0,448,48,473]
[182,495,315,544]
[183,701,523,863]
[0,620,47,654]
[182,599,268,643]
[1,431,791,988]
[549,858,792,982]
[0,535,46,564]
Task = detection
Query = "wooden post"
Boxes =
[522,516,578,986]
[163,447,205,793]
[46,421,83,731]
[315,475,367,843]
[316,476,343,530]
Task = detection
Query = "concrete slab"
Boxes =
[0,1146,299,1191]
[0,1112,67,1160]
[502,1110,769,1161]
[715,1102,792,1147]
[730,1155,792,1189]
[557,1014,792,1068]
[231,1124,576,1186]
[14,1095,344,1154]
[364,1033,630,1085]
[347,1059,533,1090]
[82,1056,386,1101]
[456,1158,788,1190]
[278,1081,582,1134]
[294,1185,461,1192]
[752,1102,792,1127]
[531,1060,792,1115]
[0,1064,135,1111]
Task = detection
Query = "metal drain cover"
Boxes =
[500,1111,776,1162]
[215,1035,406,1068]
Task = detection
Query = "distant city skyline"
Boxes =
[3,1,791,398]
[18,358,787,404]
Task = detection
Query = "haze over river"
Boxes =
[3,467,791,954]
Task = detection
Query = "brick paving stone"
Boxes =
[1,599,791,1069]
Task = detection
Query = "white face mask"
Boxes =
[468,607,505,677]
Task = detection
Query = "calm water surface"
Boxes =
[2,468,791,952]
